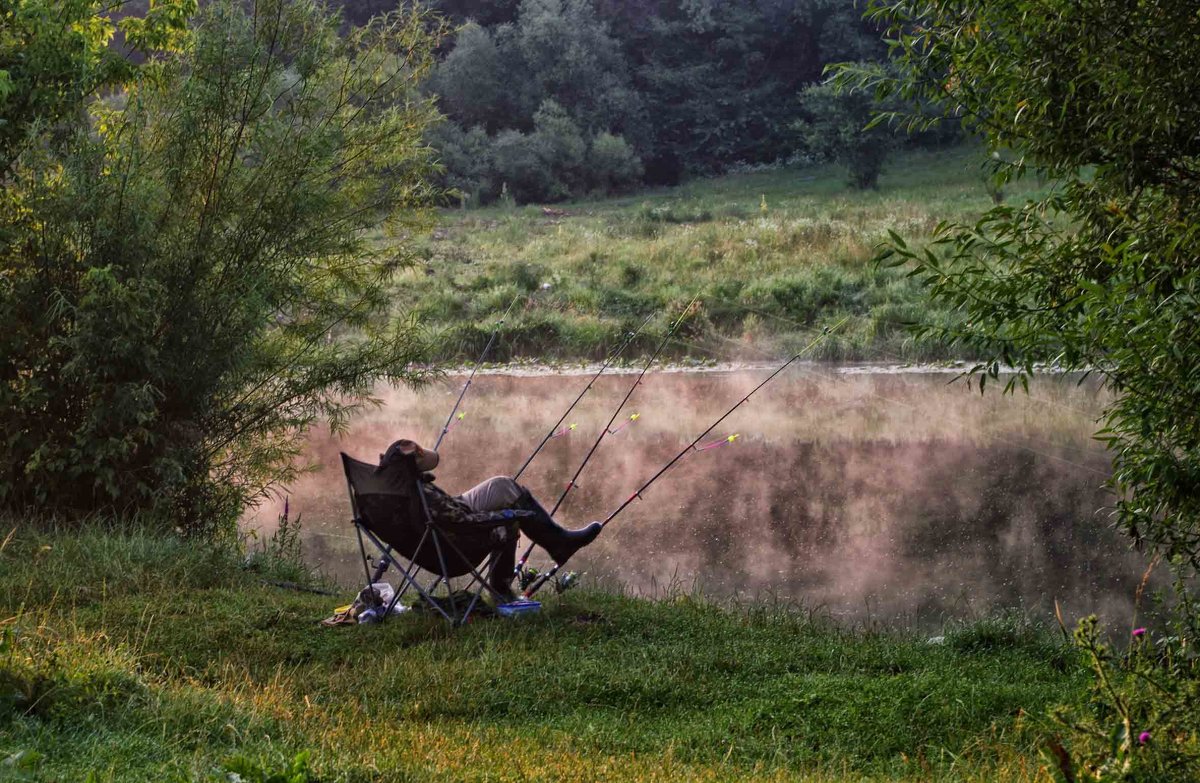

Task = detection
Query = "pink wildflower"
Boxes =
[1132,627,1146,638]
[1138,731,1151,745]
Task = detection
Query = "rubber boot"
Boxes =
[514,490,601,565]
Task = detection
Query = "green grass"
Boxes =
[1,522,1085,781]
[398,146,1043,364]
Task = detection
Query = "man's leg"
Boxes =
[489,536,519,602]
[511,489,601,566]
[457,476,524,512]
[457,477,524,601]
[458,476,601,567]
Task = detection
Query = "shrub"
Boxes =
[0,0,442,533]
[430,122,498,206]
[492,129,554,204]
[798,76,896,189]
[529,99,587,201]
[588,132,644,194]
[487,101,588,204]
[1047,618,1200,782]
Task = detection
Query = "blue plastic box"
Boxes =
[497,599,542,617]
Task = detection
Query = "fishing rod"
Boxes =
[433,294,522,451]
[522,316,849,598]
[514,299,698,578]
[513,311,656,481]
[550,297,698,516]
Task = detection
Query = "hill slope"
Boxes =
[393,146,1035,364]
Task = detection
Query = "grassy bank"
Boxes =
[1,523,1086,781]
[398,146,1041,364]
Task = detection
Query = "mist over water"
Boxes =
[245,365,1156,629]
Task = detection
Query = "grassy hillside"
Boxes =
[1,523,1085,781]
[397,146,1040,364]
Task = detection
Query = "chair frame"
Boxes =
[342,452,527,625]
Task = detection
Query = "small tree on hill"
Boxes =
[799,77,895,189]
[530,99,587,199]
[588,132,642,195]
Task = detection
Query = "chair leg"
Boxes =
[355,523,374,588]
[455,549,502,625]
[489,539,518,600]
[430,530,521,622]
[357,524,455,623]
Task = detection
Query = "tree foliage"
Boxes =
[0,0,442,532]
[840,0,1200,572]
[0,0,194,173]
[799,76,895,189]
[514,0,644,143]
[836,1,1200,776]
[423,22,510,132]
[417,0,913,202]
[612,0,862,177]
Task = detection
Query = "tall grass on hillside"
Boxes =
[398,147,1044,364]
[1,522,1089,781]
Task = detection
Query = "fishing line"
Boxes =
[600,316,851,531]
[703,291,1102,419]
[671,306,1106,469]
[434,294,522,450]
[550,299,698,517]
[515,300,696,578]
[512,311,656,481]
[792,365,1111,477]
[522,316,849,598]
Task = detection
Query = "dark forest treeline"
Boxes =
[104,0,948,203]
[337,0,921,204]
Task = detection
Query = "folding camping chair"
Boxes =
[340,452,532,625]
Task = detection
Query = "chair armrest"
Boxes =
[466,509,535,525]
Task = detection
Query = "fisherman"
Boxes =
[380,439,601,601]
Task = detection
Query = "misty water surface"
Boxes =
[246,364,1157,628]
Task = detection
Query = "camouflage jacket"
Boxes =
[418,475,526,530]
[375,442,525,530]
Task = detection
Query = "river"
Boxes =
[244,363,1155,629]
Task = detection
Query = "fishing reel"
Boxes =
[554,571,581,594]
[516,566,581,594]
[517,565,539,591]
